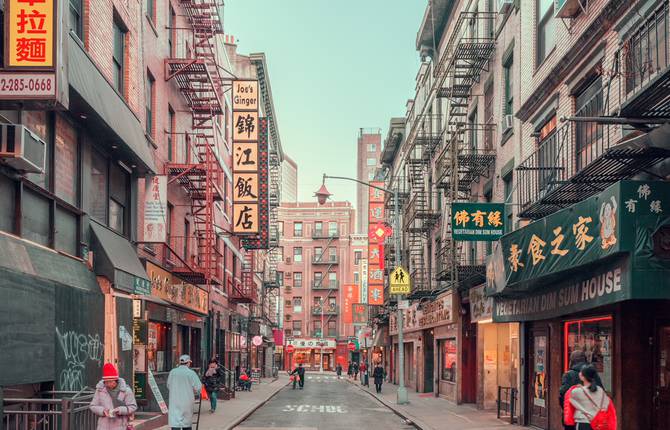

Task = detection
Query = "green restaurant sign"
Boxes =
[488,180,670,321]
[452,202,505,241]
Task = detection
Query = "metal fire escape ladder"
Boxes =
[164,0,225,286]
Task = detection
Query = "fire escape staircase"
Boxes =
[312,239,338,329]
[164,0,225,286]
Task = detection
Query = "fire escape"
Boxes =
[311,236,339,333]
[432,10,496,291]
[163,0,225,286]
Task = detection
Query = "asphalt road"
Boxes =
[235,373,415,430]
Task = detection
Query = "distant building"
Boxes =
[281,154,298,203]
[355,128,382,233]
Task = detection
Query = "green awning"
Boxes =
[90,222,150,294]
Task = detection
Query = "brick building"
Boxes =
[277,201,357,371]
[356,128,382,233]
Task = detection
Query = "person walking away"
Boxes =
[167,355,203,430]
[347,361,353,379]
[336,363,342,379]
[569,365,617,430]
[89,363,137,430]
[353,361,359,380]
[373,363,385,393]
[202,359,222,413]
[290,363,306,389]
[359,361,368,386]
[560,351,603,430]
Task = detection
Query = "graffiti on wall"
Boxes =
[56,327,104,391]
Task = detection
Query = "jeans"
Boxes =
[576,424,592,430]
[375,383,382,393]
[208,390,218,411]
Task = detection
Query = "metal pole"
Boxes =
[394,191,408,404]
[320,299,324,373]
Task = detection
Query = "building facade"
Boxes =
[277,201,356,371]
[373,1,670,430]
[281,154,298,203]
[356,128,382,233]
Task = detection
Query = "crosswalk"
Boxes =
[304,375,346,383]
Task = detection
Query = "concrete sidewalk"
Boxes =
[153,374,289,430]
[348,379,523,430]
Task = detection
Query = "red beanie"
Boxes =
[102,363,119,380]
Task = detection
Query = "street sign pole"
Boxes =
[394,191,408,405]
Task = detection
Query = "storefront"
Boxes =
[488,181,670,430]
[134,261,208,412]
[390,290,456,396]
[285,338,337,371]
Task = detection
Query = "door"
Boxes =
[528,328,549,429]
[461,310,477,403]
[424,330,434,393]
[654,322,670,429]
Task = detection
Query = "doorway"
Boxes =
[528,328,549,429]
[654,322,670,429]
[461,313,477,403]
[424,330,434,393]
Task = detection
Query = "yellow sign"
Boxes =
[233,203,259,234]
[232,80,258,111]
[6,0,55,68]
[233,172,259,203]
[389,266,411,295]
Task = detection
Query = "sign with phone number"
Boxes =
[0,73,56,99]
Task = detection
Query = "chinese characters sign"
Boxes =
[143,175,167,242]
[6,0,55,68]
[241,118,270,250]
[146,262,209,314]
[367,182,385,305]
[352,303,368,326]
[452,202,505,241]
[389,291,454,335]
[343,284,360,324]
[232,80,260,234]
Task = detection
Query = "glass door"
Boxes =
[654,323,670,429]
[528,329,549,429]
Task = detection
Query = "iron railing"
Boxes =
[311,281,339,290]
[311,305,338,316]
[3,389,97,430]
[312,256,339,264]
[497,386,518,424]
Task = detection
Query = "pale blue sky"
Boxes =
[225,1,424,205]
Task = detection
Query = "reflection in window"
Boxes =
[564,316,613,391]
[440,338,457,382]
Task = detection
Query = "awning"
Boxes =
[223,236,246,261]
[372,327,388,347]
[90,222,151,294]
[67,34,156,174]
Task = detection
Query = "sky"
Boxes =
[225,0,425,205]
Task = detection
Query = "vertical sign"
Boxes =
[232,80,260,234]
[352,303,368,325]
[343,284,360,324]
[143,175,167,242]
[360,259,368,304]
[242,118,269,250]
[367,182,385,306]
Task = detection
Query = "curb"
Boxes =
[346,379,430,430]
[223,380,288,430]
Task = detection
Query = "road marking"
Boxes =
[281,404,348,413]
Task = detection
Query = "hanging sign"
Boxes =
[343,284,360,324]
[389,267,411,295]
[148,369,168,414]
[352,303,368,325]
[143,176,168,242]
[452,202,505,241]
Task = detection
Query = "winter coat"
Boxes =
[563,385,578,426]
[336,365,342,375]
[202,367,222,393]
[353,363,359,373]
[569,385,616,428]
[167,365,203,428]
[373,366,384,384]
[360,363,367,374]
[559,363,603,407]
[347,364,353,374]
[89,378,137,430]
[290,367,305,378]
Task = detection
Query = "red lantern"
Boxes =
[348,342,356,351]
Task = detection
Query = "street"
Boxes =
[235,373,414,430]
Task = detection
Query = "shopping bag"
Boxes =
[200,386,209,400]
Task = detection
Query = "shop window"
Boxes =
[564,316,613,392]
[148,321,171,372]
[440,338,457,382]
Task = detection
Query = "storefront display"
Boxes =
[440,338,457,382]
[147,321,170,372]
[564,316,612,391]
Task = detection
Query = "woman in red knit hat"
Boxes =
[89,363,138,430]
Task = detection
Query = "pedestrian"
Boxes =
[359,361,368,387]
[560,351,603,430]
[335,363,342,379]
[568,365,617,430]
[347,361,353,379]
[373,363,384,393]
[202,359,222,413]
[167,354,203,430]
[89,363,137,430]
[353,361,359,380]
[290,363,305,389]
[239,371,252,391]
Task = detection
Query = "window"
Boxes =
[368,171,375,181]
[537,0,555,65]
[484,83,494,150]
[276,271,284,286]
[23,111,51,190]
[278,221,284,235]
[328,221,338,237]
[440,338,457,382]
[328,271,337,288]
[366,158,376,166]
[278,246,284,261]
[168,5,175,56]
[485,190,493,256]
[54,116,79,206]
[55,207,78,256]
[625,4,669,95]
[145,72,155,137]
[354,272,359,284]
[328,320,337,337]
[314,221,323,236]
[167,105,175,161]
[22,188,50,247]
[354,250,362,265]
[468,109,478,152]
[293,247,302,263]
[113,18,126,95]
[90,150,108,222]
[294,272,302,288]
[328,246,337,262]
[313,320,322,337]
[292,297,302,309]
[69,0,83,40]
[367,144,376,152]
[293,222,303,237]
[503,172,513,233]
[0,175,16,234]
[109,163,129,235]
[314,272,323,287]
[292,320,302,335]
[564,316,613,391]
[503,54,514,116]
[146,0,155,22]
[575,77,603,171]
[314,246,323,261]
[183,219,190,259]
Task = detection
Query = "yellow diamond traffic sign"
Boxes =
[389,266,410,295]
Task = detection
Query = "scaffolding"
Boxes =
[164,0,225,286]
[311,237,339,329]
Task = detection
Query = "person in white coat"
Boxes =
[167,355,202,430]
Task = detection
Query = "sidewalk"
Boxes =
[348,379,523,430]
[153,374,289,430]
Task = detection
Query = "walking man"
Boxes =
[373,363,385,393]
[167,355,202,430]
[335,363,342,379]
[353,361,359,380]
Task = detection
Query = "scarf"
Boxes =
[205,365,218,377]
[106,385,125,409]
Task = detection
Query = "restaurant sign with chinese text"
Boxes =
[390,290,454,335]
[146,262,209,314]
[489,180,670,296]
[452,202,505,241]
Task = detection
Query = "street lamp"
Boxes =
[315,173,408,405]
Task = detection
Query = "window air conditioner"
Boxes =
[0,124,46,173]
[502,114,514,134]
[498,0,513,14]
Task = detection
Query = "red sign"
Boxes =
[348,342,356,351]
[368,222,392,243]
[343,284,360,324]
[286,345,295,353]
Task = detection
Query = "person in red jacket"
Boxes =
[568,365,617,430]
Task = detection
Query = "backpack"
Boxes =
[582,388,616,430]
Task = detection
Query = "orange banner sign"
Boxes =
[343,284,360,324]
